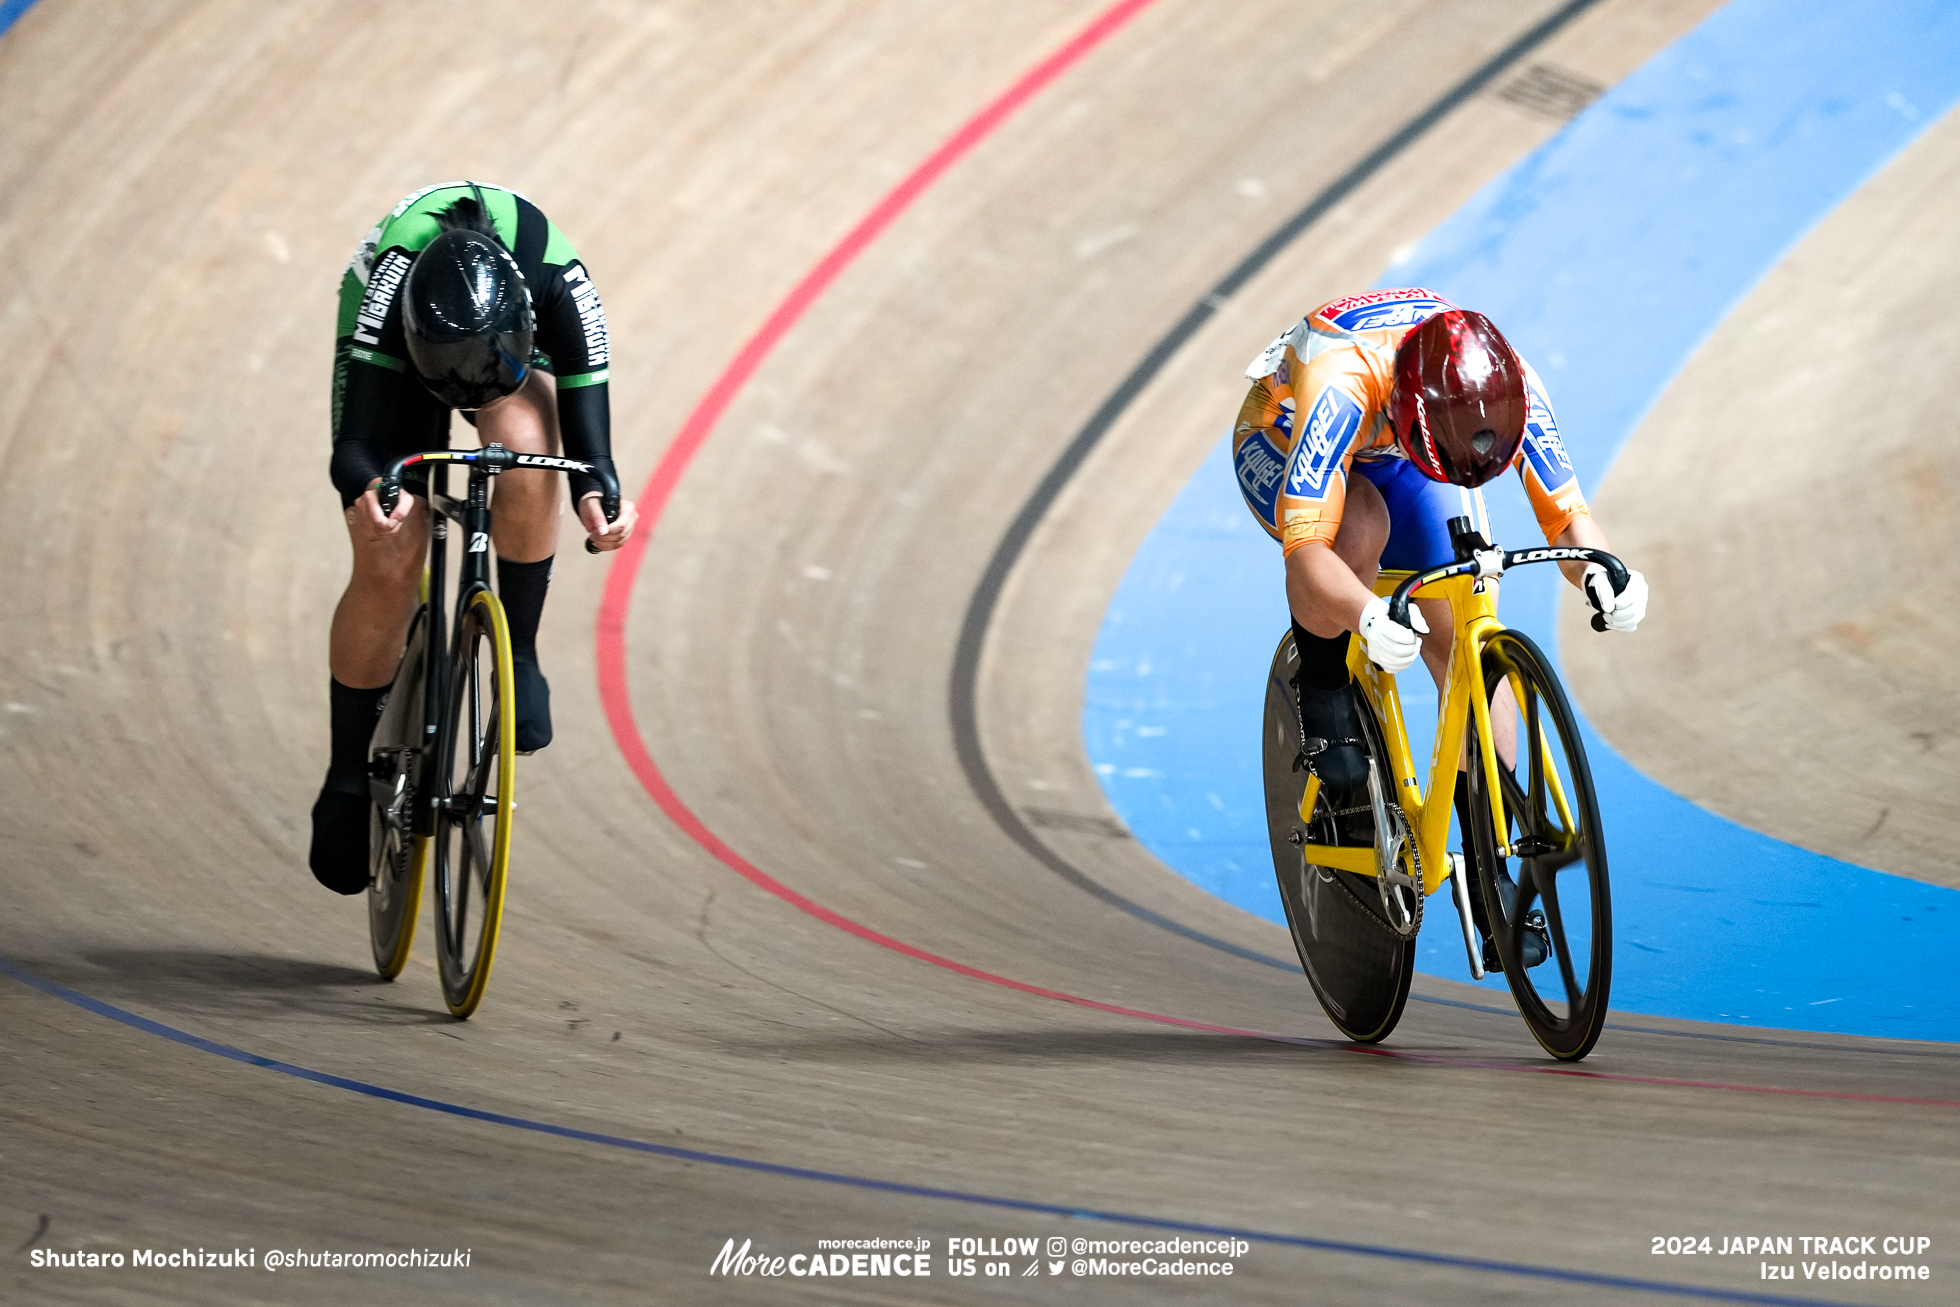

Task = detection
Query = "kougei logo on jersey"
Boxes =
[353,249,412,346]
[563,264,609,366]
[1234,429,1288,528]
[1285,389,1362,501]
[1521,387,1576,493]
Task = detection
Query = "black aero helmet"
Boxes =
[403,189,534,409]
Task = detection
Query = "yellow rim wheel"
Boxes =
[433,589,515,1018]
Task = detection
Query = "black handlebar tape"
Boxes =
[1387,566,1457,630]
[378,480,401,518]
[1594,551,1631,596]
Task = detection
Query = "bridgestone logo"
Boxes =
[355,249,412,346]
[564,264,609,365]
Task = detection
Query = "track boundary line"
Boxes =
[0,955,1895,1307]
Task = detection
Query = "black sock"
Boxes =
[1292,620,1353,691]
[327,679,389,788]
[1452,781,1493,935]
[497,555,553,666]
[1453,781,1475,854]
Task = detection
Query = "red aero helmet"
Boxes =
[1387,309,1529,486]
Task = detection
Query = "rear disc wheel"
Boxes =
[1262,632,1415,1044]
[367,608,429,980]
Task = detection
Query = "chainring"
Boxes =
[1375,803,1424,940]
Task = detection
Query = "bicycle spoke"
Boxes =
[1534,845,1582,876]
[1496,756,1555,848]
[1524,687,1547,831]
[462,818,490,884]
[1537,871,1584,1010]
[468,642,484,772]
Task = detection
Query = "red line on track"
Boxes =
[590,0,1956,1110]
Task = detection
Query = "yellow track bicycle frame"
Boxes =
[1293,568,1544,897]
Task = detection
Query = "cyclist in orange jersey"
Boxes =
[1232,289,1646,966]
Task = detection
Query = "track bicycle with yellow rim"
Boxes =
[363,442,617,1018]
[1261,515,1631,1061]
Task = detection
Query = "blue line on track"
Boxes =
[0,952,1886,1305]
[1084,0,1960,1042]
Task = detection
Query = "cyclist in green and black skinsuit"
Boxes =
[310,182,639,895]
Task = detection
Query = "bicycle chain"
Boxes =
[1286,670,1423,940]
[1377,803,1424,940]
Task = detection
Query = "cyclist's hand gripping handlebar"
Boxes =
[582,463,622,555]
[1576,552,1632,632]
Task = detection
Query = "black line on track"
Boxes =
[948,0,1606,972]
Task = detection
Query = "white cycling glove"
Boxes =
[1357,596,1428,674]
[1583,564,1648,632]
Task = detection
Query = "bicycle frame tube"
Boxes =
[433,464,499,820]
[1295,570,1510,897]
[411,464,451,839]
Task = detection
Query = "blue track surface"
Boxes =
[1085,0,1960,1041]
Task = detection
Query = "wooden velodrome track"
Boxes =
[3,1,1955,1303]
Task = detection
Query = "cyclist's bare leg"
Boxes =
[330,497,431,689]
[1286,473,1389,636]
[1413,594,1519,769]
[470,369,564,752]
[312,496,431,892]
[474,369,563,563]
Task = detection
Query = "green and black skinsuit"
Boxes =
[330,181,616,506]
[311,183,614,894]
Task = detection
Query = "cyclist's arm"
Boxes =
[330,249,426,509]
[1275,370,1372,634]
[1514,360,1594,580]
[1551,513,1611,586]
[531,223,616,507]
[330,357,416,500]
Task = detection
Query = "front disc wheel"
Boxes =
[432,590,515,1019]
[1465,628,1612,1061]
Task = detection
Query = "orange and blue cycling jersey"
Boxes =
[1232,288,1589,563]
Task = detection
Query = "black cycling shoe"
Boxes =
[1293,679,1369,798]
[1470,867,1552,971]
[513,658,552,754]
[308,777,371,896]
